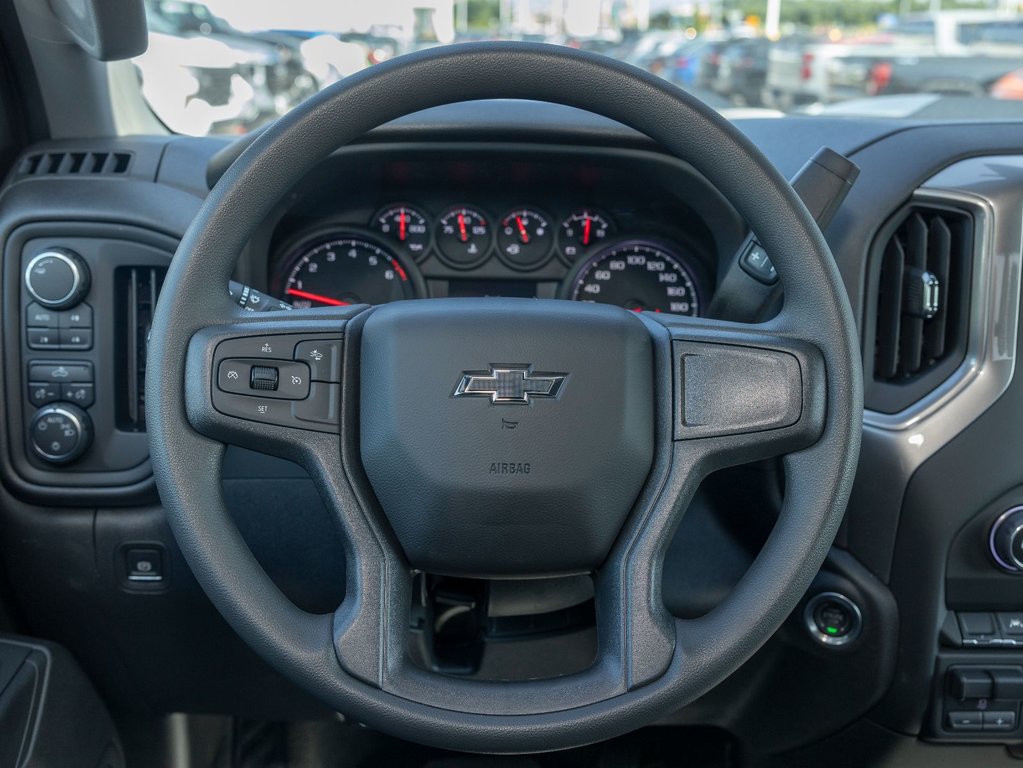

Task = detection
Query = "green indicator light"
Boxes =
[826,626,838,635]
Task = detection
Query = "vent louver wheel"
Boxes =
[17,151,132,177]
[866,202,974,414]
[115,266,166,431]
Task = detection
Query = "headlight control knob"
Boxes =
[25,249,90,309]
[29,404,92,464]
[991,506,1023,573]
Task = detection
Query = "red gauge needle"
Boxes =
[285,288,350,306]
[398,209,407,242]
[457,213,468,243]
[514,215,530,243]
[582,216,592,246]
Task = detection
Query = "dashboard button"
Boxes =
[59,304,92,329]
[212,390,299,428]
[947,711,984,731]
[28,382,60,407]
[293,382,340,426]
[295,339,342,382]
[126,547,164,583]
[959,612,998,642]
[28,362,92,383]
[60,383,95,409]
[27,328,59,349]
[949,668,993,700]
[992,668,1023,700]
[997,613,1023,637]
[215,335,297,361]
[26,303,58,328]
[58,328,92,350]
[983,711,1016,731]
[218,359,310,400]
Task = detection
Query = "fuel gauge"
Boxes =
[372,204,430,260]
[496,208,554,269]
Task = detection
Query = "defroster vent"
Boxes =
[866,202,973,413]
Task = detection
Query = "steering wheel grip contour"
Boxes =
[146,43,862,753]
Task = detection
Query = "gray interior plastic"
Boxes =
[146,43,862,753]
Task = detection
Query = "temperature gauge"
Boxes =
[436,206,491,268]
[372,204,430,260]
[559,210,613,262]
[496,208,554,269]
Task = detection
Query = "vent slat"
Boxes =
[924,218,952,359]
[876,238,905,379]
[16,151,132,177]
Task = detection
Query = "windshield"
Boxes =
[132,0,1023,136]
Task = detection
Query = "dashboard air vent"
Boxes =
[115,266,166,431]
[18,151,132,177]
[866,202,973,413]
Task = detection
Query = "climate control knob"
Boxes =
[990,506,1023,573]
[24,249,90,309]
[29,404,92,464]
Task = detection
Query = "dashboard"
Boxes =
[257,148,734,316]
[7,98,1023,764]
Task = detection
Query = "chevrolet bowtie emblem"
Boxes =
[453,365,568,405]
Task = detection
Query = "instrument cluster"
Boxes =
[272,202,706,317]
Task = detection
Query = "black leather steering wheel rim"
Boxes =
[147,42,862,753]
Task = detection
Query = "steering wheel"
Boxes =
[147,43,861,753]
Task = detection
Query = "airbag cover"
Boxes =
[359,298,653,576]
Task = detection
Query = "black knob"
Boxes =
[991,506,1023,573]
[24,249,90,309]
[29,404,92,464]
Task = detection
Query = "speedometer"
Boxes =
[275,235,418,307]
[565,241,701,316]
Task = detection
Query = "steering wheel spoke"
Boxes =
[183,307,363,459]
[653,312,827,470]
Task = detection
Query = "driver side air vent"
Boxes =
[17,151,132,177]
[115,266,166,431]
[865,201,974,414]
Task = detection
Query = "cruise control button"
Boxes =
[295,340,342,382]
[215,335,297,361]
[61,383,95,408]
[27,328,59,349]
[218,359,309,400]
[28,363,92,382]
[293,382,340,426]
[28,381,60,407]
[26,303,58,328]
[58,328,92,350]
[60,304,92,329]
[212,390,299,428]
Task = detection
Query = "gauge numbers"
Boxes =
[568,241,700,316]
[279,236,416,307]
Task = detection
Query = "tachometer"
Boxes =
[372,204,430,260]
[565,241,701,316]
[276,235,417,307]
